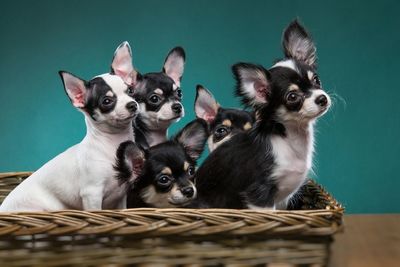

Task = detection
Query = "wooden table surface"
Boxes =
[329,214,400,267]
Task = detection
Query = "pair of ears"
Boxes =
[118,119,208,181]
[233,20,317,108]
[59,42,186,109]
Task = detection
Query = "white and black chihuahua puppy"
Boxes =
[195,85,255,152]
[0,42,140,212]
[191,20,331,210]
[114,120,208,208]
[133,47,186,149]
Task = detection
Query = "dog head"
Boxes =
[195,85,254,151]
[133,47,185,131]
[59,41,140,132]
[116,120,208,208]
[232,20,331,128]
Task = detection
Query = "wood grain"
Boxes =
[330,214,400,267]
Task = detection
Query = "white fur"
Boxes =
[272,59,299,73]
[138,101,183,147]
[207,134,232,152]
[0,74,137,212]
[270,122,314,204]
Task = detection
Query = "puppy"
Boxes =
[0,42,139,211]
[194,85,255,151]
[114,120,208,208]
[192,20,331,210]
[133,47,186,149]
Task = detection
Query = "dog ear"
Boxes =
[111,41,138,86]
[232,63,271,108]
[59,71,88,108]
[163,47,185,87]
[114,141,146,184]
[282,19,317,68]
[195,85,220,123]
[174,119,208,161]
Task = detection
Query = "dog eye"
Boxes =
[214,126,229,141]
[158,175,171,186]
[102,97,114,106]
[187,166,195,176]
[286,92,300,103]
[313,75,321,86]
[127,87,135,96]
[176,89,183,98]
[149,94,161,104]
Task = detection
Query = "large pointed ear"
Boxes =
[174,119,208,161]
[111,41,138,86]
[232,63,271,108]
[163,47,185,87]
[114,141,146,184]
[59,71,87,109]
[282,19,317,68]
[194,85,220,124]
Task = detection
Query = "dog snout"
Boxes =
[126,101,138,112]
[315,94,328,107]
[171,103,182,114]
[181,186,194,198]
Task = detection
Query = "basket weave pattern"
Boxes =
[0,172,343,238]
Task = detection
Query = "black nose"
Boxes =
[181,187,194,198]
[126,101,138,112]
[315,95,328,107]
[171,103,182,114]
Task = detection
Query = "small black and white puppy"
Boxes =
[191,20,331,210]
[114,120,208,208]
[194,85,255,152]
[133,47,186,149]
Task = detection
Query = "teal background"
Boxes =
[0,0,399,213]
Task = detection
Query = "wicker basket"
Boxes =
[0,172,344,266]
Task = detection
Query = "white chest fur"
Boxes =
[270,123,314,203]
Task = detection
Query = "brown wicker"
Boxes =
[0,172,343,266]
[0,172,343,238]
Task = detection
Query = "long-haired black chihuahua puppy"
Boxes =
[191,20,331,209]
[114,120,208,208]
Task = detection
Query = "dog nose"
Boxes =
[171,103,182,114]
[181,187,194,198]
[126,101,138,112]
[315,95,328,107]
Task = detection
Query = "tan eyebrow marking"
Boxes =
[222,119,232,127]
[307,70,314,80]
[289,84,300,91]
[183,161,189,172]
[243,122,252,130]
[161,167,172,175]
[154,88,163,95]
[106,91,114,97]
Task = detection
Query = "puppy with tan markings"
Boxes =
[114,120,208,208]
[133,47,186,149]
[191,20,331,210]
[195,85,255,151]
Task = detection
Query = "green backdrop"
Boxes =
[1,0,399,213]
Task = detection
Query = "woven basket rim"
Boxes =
[0,171,344,238]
